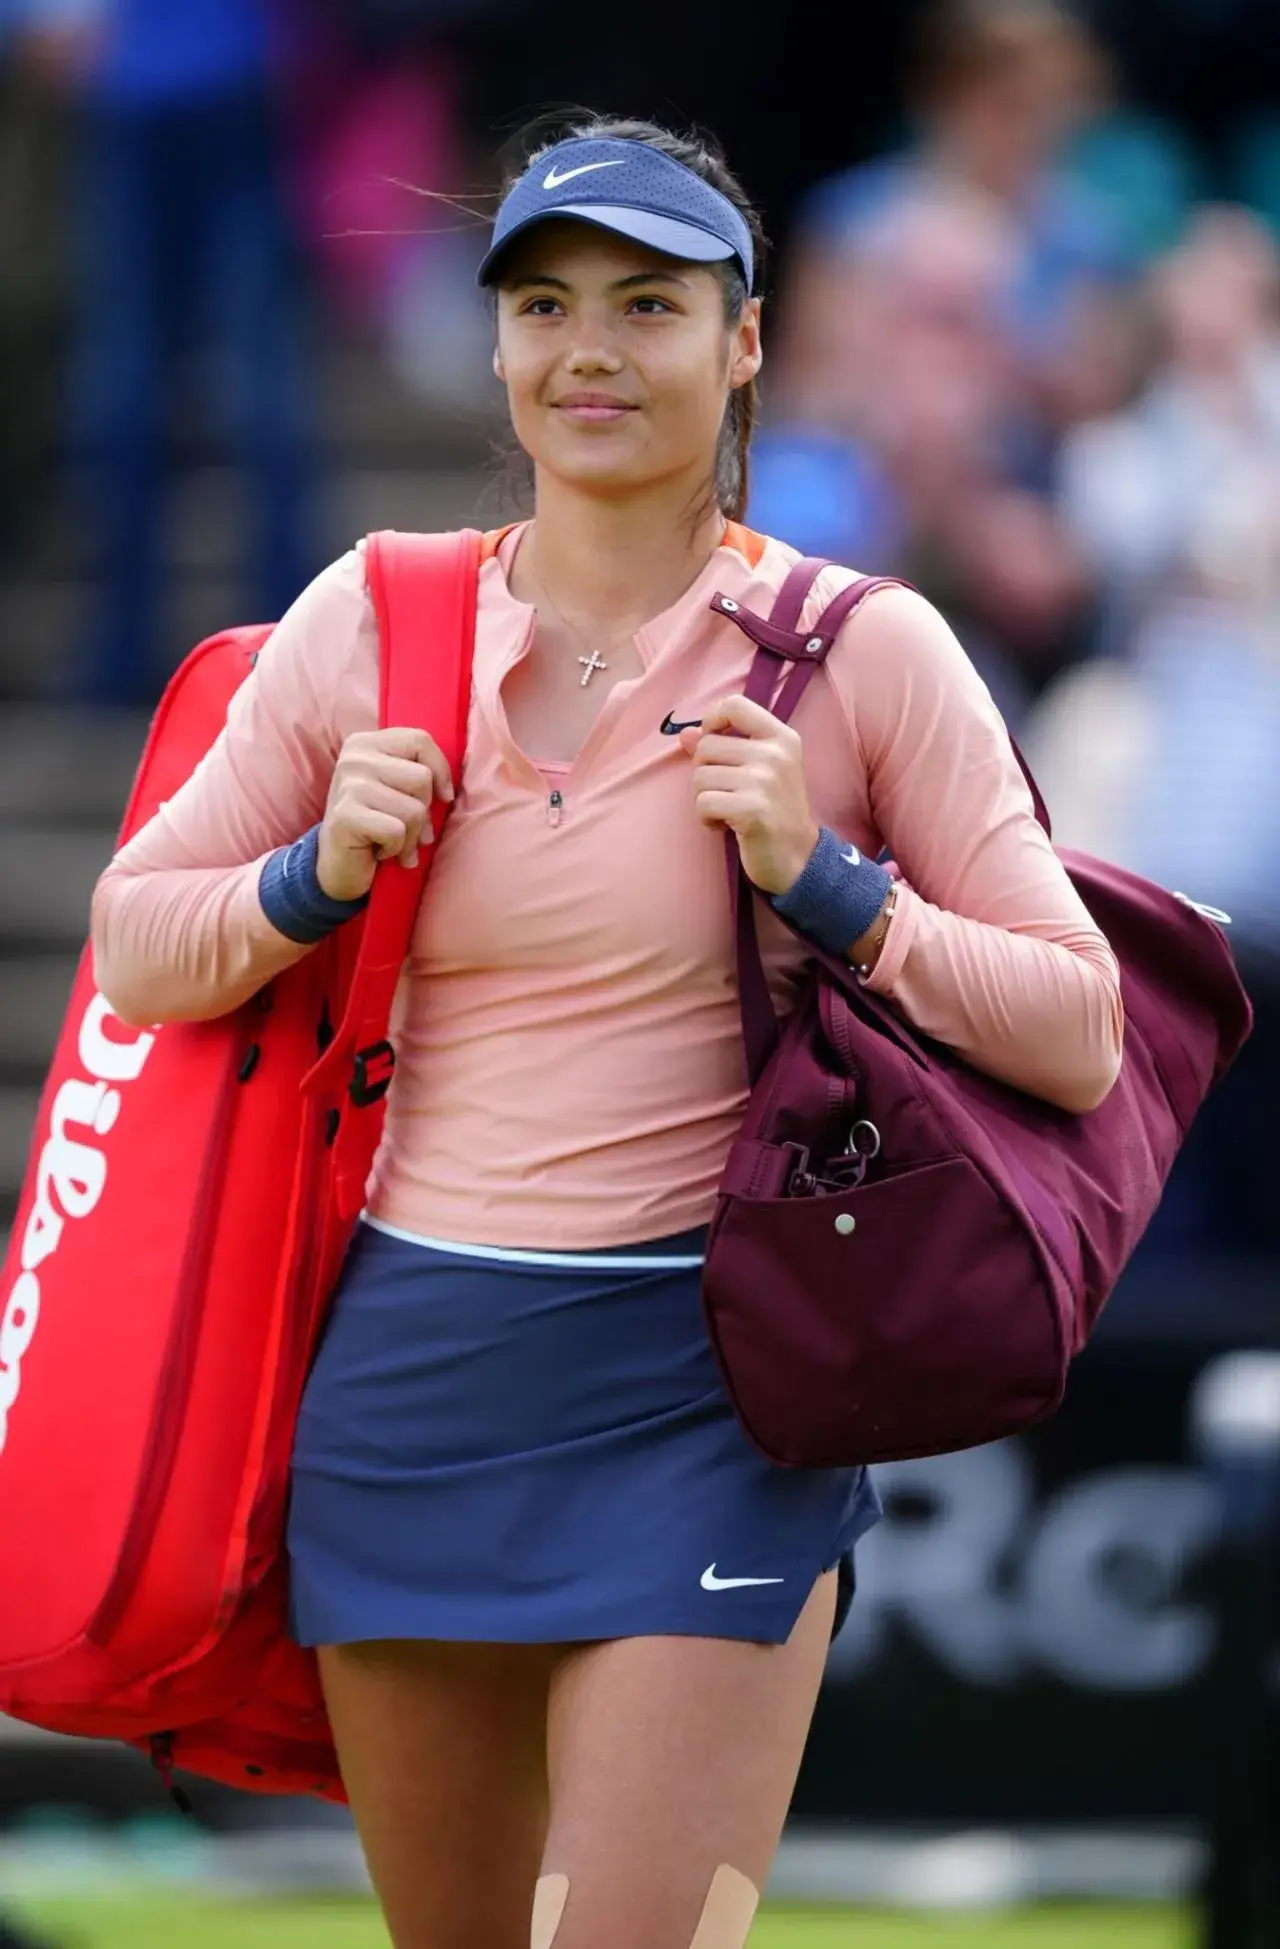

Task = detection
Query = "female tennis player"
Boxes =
[92,114,1123,1949]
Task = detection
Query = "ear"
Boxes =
[729,295,763,391]
[493,343,506,382]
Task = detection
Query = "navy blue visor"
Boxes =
[479,137,755,293]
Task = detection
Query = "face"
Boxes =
[1156,215,1280,371]
[938,32,1085,187]
[493,221,762,505]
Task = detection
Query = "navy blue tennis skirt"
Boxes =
[286,1220,881,1649]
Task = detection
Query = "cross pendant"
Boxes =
[578,651,608,687]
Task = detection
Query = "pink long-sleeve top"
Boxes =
[91,522,1123,1250]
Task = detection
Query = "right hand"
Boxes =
[316,727,455,903]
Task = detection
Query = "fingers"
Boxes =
[357,808,422,864]
[682,732,753,768]
[380,727,456,803]
[360,782,435,861]
[696,694,795,741]
[355,727,455,805]
[690,788,749,830]
[690,763,770,802]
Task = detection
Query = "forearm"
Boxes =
[865,884,1123,1112]
[92,823,373,1026]
[766,827,1121,1112]
[90,856,314,1026]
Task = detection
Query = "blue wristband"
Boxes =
[258,823,370,945]
[768,826,892,958]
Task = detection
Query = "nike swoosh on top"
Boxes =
[543,159,628,190]
[701,1563,786,1591]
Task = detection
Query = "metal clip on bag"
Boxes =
[701,562,1254,1468]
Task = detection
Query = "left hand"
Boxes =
[678,694,820,897]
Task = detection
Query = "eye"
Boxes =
[629,296,676,316]
[520,296,564,317]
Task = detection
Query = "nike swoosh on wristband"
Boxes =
[543,159,628,190]
[701,1563,786,1590]
[842,844,862,867]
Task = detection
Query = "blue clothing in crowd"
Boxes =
[4,0,270,94]
[29,0,319,702]
[91,0,271,103]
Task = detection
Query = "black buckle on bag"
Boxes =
[349,1039,395,1107]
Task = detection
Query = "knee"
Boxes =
[532,1863,759,1949]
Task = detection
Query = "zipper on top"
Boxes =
[547,789,564,827]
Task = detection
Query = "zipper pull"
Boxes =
[548,789,564,828]
[149,1732,194,1816]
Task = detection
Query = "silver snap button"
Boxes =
[806,636,824,653]
[834,1213,856,1236]
[720,597,740,613]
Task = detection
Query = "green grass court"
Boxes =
[14,1896,1194,1947]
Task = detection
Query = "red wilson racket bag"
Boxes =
[0,529,480,1803]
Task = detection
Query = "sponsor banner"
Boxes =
[802,1283,1277,1824]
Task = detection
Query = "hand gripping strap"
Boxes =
[310,528,481,1218]
[719,567,1054,1084]
[723,572,901,1083]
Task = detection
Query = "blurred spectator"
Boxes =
[746,425,905,579]
[1033,462,1280,959]
[1029,396,1280,1256]
[1034,211,1280,1259]
[755,176,1094,723]
[775,0,1146,445]
[1058,205,1280,641]
[0,3,72,561]
[282,2,493,414]
[20,0,320,705]
[1055,13,1202,268]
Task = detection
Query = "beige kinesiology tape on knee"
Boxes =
[531,1872,570,1949]
[531,1863,758,1948]
[689,1865,760,1948]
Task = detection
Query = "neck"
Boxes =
[514,471,729,639]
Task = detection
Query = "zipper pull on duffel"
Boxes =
[149,1731,194,1815]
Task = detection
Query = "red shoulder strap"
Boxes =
[309,528,481,1218]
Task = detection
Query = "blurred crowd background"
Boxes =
[2,0,1280,1938]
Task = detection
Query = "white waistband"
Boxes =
[361,1215,706,1271]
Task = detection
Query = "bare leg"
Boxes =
[318,1638,560,1949]
[536,1569,840,1947]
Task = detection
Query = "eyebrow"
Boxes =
[506,268,693,293]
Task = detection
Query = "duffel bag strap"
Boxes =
[716,568,1056,1083]
[715,569,903,1083]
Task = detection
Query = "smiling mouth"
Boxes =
[554,397,638,420]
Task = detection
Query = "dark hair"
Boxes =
[913,0,1085,103]
[497,112,767,523]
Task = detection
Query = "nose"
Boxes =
[564,332,625,376]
